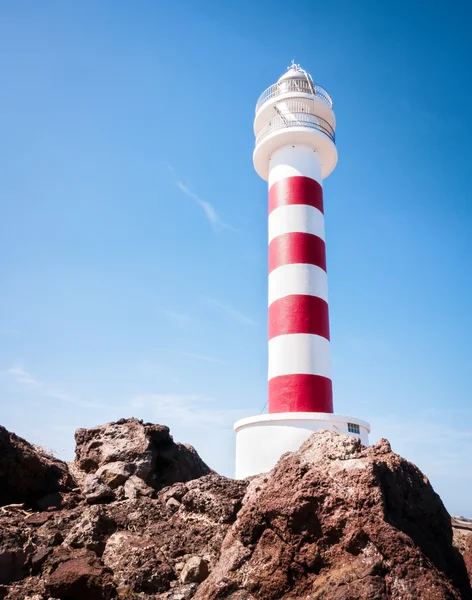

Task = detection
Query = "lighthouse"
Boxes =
[234,63,370,479]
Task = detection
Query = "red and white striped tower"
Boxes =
[235,63,370,479]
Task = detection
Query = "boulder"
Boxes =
[46,549,115,600]
[94,462,133,489]
[73,418,211,495]
[195,431,472,600]
[102,530,174,593]
[63,505,116,554]
[123,474,154,499]
[179,556,209,584]
[82,475,115,504]
[0,426,73,508]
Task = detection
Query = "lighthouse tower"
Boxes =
[234,63,370,479]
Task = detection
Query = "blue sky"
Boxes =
[1,0,471,515]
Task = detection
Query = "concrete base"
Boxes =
[234,412,370,479]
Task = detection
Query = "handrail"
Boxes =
[256,112,335,145]
[274,105,289,126]
[256,79,333,113]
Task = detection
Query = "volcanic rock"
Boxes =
[452,516,472,588]
[0,421,471,599]
[95,462,133,489]
[45,549,115,600]
[72,418,211,497]
[0,426,73,508]
[195,432,472,600]
[82,474,116,504]
[102,530,174,593]
[179,556,209,584]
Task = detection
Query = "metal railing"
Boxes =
[256,112,335,145]
[256,78,333,113]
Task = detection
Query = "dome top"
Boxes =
[277,61,313,83]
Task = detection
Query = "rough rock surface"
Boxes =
[0,421,471,600]
[196,434,472,600]
[179,556,209,584]
[0,426,74,509]
[452,517,472,590]
[71,418,211,503]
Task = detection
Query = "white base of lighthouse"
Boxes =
[234,412,370,479]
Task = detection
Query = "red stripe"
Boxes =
[269,295,330,340]
[269,232,327,274]
[269,176,324,215]
[269,374,333,413]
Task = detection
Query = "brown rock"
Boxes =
[2,422,471,600]
[102,530,174,593]
[82,475,115,504]
[95,462,133,489]
[196,430,472,600]
[0,514,35,585]
[0,426,240,599]
[31,546,52,573]
[452,518,472,586]
[63,505,116,554]
[73,418,211,492]
[123,474,154,499]
[179,556,209,584]
[163,583,199,599]
[46,550,115,599]
[466,535,472,585]
[25,512,53,526]
[0,426,74,508]
[162,482,188,503]
[0,544,28,585]
[166,496,181,511]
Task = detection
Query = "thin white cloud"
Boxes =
[202,296,256,326]
[181,352,227,365]
[4,365,103,409]
[7,366,41,388]
[130,393,244,428]
[160,309,194,329]
[167,165,238,233]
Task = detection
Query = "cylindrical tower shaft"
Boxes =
[268,145,332,413]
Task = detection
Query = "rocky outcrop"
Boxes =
[196,433,471,600]
[71,418,211,503]
[0,421,471,599]
[0,426,74,509]
[0,419,244,600]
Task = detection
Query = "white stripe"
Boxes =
[268,334,331,379]
[268,204,325,244]
[269,145,323,189]
[269,264,328,306]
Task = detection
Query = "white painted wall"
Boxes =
[268,264,328,305]
[269,145,323,188]
[234,413,370,479]
[268,204,325,243]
